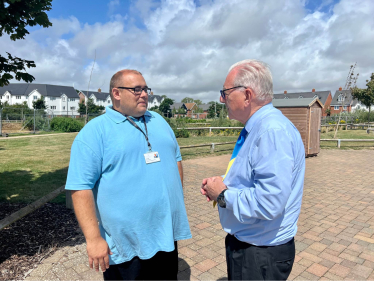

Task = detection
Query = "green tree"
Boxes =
[0,0,53,87]
[1,101,33,119]
[352,73,374,123]
[193,99,202,105]
[207,102,223,118]
[32,97,47,109]
[78,99,105,114]
[159,98,174,117]
[181,97,194,103]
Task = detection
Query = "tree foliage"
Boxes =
[207,102,225,118]
[159,98,174,117]
[181,97,194,103]
[32,97,47,109]
[78,99,105,115]
[0,0,53,87]
[352,73,374,123]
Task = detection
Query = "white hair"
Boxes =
[228,59,273,101]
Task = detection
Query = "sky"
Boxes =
[2,0,374,103]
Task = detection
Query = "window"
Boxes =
[69,98,75,102]
[62,106,66,110]
[33,96,37,100]
[334,106,340,110]
[16,96,21,99]
[343,106,347,110]
[70,106,75,110]
[50,106,56,110]
[284,97,289,99]
[108,100,110,103]
[338,94,344,102]
[299,96,303,99]
[62,97,66,101]
[50,97,56,101]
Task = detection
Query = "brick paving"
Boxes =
[25,149,374,280]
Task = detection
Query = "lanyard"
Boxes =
[125,116,152,151]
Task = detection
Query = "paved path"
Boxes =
[26,150,374,280]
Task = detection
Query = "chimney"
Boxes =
[98,88,101,93]
[312,89,315,92]
[284,90,287,94]
[150,91,154,95]
[339,87,342,91]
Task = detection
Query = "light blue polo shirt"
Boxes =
[65,106,191,264]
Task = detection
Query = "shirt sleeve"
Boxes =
[65,139,102,190]
[224,128,295,222]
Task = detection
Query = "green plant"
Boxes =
[174,129,189,138]
[50,117,83,132]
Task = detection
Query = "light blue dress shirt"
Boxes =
[65,106,191,264]
[219,103,305,246]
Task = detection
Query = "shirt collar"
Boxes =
[105,105,152,124]
[244,102,273,134]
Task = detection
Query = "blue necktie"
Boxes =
[230,127,248,160]
[213,127,248,207]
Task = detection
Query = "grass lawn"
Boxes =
[320,129,374,149]
[0,133,237,204]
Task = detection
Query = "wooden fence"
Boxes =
[320,139,374,148]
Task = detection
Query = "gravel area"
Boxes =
[0,203,82,281]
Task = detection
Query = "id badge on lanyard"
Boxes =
[126,115,161,164]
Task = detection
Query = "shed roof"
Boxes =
[272,98,323,108]
[1,83,79,98]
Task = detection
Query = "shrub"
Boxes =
[174,129,189,138]
[50,117,83,132]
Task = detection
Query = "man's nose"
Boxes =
[219,96,226,103]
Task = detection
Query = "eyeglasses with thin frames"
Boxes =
[220,86,247,99]
[117,87,152,96]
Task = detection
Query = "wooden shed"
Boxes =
[272,97,323,157]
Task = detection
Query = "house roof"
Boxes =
[198,104,210,111]
[148,95,163,103]
[330,89,355,106]
[171,102,184,109]
[184,103,196,110]
[82,91,110,101]
[272,97,323,108]
[273,91,331,105]
[0,83,79,98]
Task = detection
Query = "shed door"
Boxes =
[308,107,321,154]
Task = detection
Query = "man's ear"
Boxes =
[244,88,252,106]
[112,88,121,101]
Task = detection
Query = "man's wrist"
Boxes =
[217,188,228,208]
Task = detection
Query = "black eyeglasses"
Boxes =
[117,87,152,95]
[220,86,246,99]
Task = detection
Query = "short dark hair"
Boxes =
[109,69,143,101]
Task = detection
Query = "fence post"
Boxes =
[33,109,36,134]
[210,143,215,153]
[209,127,212,134]
[337,139,341,148]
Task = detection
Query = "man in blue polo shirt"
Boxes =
[201,59,305,280]
[65,69,191,280]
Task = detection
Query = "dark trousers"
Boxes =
[103,242,178,280]
[225,234,295,281]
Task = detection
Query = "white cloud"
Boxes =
[1,0,374,103]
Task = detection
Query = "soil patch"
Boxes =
[0,203,82,281]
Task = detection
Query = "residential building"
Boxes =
[78,89,112,108]
[273,89,332,116]
[330,87,374,114]
[0,83,80,116]
[148,93,164,108]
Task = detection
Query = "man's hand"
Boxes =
[86,236,113,272]
[201,176,227,202]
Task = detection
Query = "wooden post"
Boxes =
[210,143,215,153]
[337,139,341,148]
